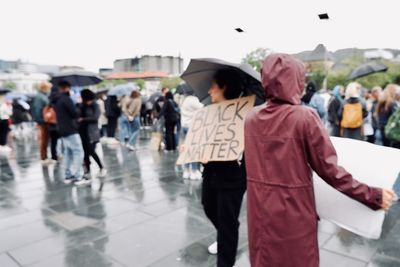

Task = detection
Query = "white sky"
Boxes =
[1,0,399,72]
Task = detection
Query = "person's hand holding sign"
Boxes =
[381,188,396,210]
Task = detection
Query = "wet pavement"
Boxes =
[1,130,400,267]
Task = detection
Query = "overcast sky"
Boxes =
[1,0,398,72]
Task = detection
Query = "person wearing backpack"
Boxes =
[339,82,368,140]
[327,85,344,136]
[376,84,399,147]
[158,91,179,151]
[31,81,55,164]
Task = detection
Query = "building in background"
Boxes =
[113,55,183,76]
[0,71,50,93]
[106,71,168,95]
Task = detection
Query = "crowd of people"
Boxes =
[302,80,400,148]
[0,53,399,267]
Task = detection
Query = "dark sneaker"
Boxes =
[63,176,75,184]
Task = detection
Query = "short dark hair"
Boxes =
[58,80,71,90]
[165,91,174,100]
[213,68,243,100]
[161,87,168,93]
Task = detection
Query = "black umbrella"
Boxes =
[175,83,194,95]
[347,62,388,80]
[149,92,162,104]
[0,88,11,95]
[51,70,103,87]
[181,58,265,105]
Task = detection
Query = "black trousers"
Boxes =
[165,121,176,151]
[49,129,59,160]
[107,117,118,138]
[202,182,246,267]
[82,140,103,172]
[0,120,9,146]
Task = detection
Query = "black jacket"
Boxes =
[159,99,179,123]
[79,102,100,144]
[327,96,343,125]
[105,96,121,118]
[203,159,247,189]
[55,92,79,137]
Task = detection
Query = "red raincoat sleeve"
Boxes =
[304,111,382,211]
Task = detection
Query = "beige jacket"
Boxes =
[122,97,141,120]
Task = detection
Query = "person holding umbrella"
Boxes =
[244,53,395,267]
[78,89,107,182]
[200,68,247,267]
[54,81,85,184]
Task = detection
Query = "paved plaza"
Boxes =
[0,131,400,267]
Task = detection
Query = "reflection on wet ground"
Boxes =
[0,130,399,267]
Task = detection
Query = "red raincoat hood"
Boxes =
[261,53,306,105]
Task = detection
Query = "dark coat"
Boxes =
[202,160,246,189]
[244,54,382,267]
[55,92,79,137]
[31,91,49,124]
[79,102,100,144]
[105,96,121,118]
[377,102,398,129]
[159,98,179,123]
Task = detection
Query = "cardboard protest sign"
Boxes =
[314,137,400,239]
[177,96,255,165]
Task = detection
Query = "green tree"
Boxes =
[161,77,182,89]
[135,79,145,90]
[242,48,272,71]
[2,80,16,90]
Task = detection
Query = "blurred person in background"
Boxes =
[375,84,398,147]
[0,90,12,153]
[122,90,142,151]
[180,90,203,180]
[31,81,53,164]
[302,80,326,119]
[339,82,367,140]
[158,91,179,152]
[79,89,107,183]
[97,93,108,139]
[54,81,84,184]
[327,85,344,136]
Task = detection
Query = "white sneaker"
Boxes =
[107,138,119,145]
[190,171,202,180]
[0,146,12,153]
[74,178,92,186]
[41,159,50,165]
[208,241,218,255]
[98,168,107,177]
[182,170,190,179]
[127,145,137,151]
[47,159,58,164]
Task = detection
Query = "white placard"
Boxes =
[314,137,400,239]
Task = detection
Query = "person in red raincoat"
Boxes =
[244,53,395,267]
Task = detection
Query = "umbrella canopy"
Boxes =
[51,70,103,87]
[175,83,194,95]
[0,88,11,95]
[148,92,162,104]
[347,62,388,80]
[5,92,28,101]
[107,83,138,97]
[181,58,265,104]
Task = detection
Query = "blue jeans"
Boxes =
[128,116,141,146]
[61,134,83,179]
[119,115,130,143]
[181,127,200,171]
